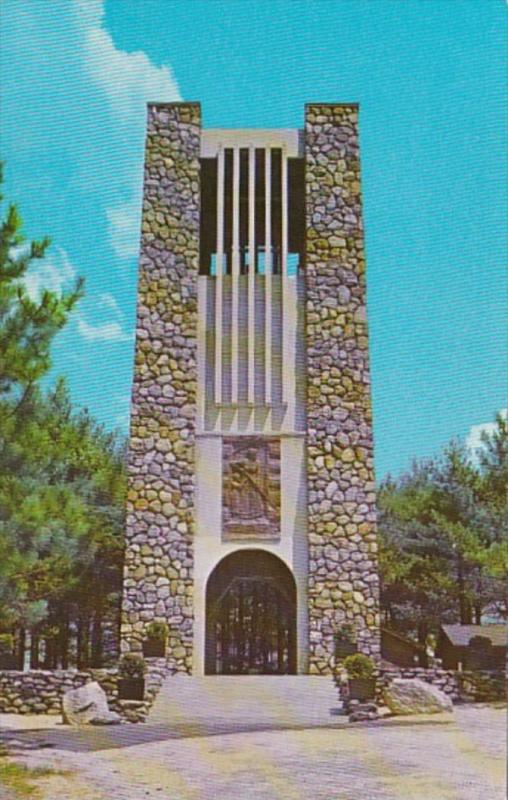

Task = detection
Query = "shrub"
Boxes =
[335,624,356,642]
[342,653,375,679]
[118,654,147,679]
[145,622,169,642]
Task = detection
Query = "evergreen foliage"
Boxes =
[0,166,126,668]
[119,653,147,679]
[378,415,508,647]
[145,622,169,642]
[0,162,83,409]
[342,653,375,679]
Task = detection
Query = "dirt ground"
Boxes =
[0,705,505,800]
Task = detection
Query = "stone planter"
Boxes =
[118,679,145,701]
[142,640,166,658]
[348,678,376,702]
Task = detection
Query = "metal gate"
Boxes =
[214,577,295,675]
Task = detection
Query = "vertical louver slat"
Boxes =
[248,144,256,404]
[231,147,240,403]
[281,145,288,404]
[215,144,224,404]
[265,146,272,405]
[281,146,288,276]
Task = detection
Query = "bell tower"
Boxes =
[121,103,380,675]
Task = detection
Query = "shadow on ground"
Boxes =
[0,715,453,754]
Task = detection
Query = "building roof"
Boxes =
[441,624,507,648]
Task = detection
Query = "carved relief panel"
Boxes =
[222,438,280,540]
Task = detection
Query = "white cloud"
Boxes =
[21,247,131,343]
[106,200,141,259]
[98,292,123,318]
[113,394,132,430]
[24,247,76,301]
[77,316,133,343]
[77,288,132,345]
[74,0,180,259]
[82,21,180,123]
[2,0,181,266]
[466,409,507,461]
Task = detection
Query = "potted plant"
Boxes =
[0,634,18,670]
[334,623,358,660]
[142,622,169,658]
[118,654,147,701]
[343,653,376,701]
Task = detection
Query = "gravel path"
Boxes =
[1,706,505,800]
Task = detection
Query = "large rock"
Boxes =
[89,710,121,725]
[62,681,118,726]
[383,679,453,715]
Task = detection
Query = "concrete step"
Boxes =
[148,675,343,731]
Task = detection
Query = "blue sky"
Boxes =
[1,0,506,480]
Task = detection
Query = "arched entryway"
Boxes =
[205,550,297,675]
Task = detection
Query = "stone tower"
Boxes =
[121,102,380,675]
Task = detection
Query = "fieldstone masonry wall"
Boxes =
[0,661,168,723]
[376,667,460,702]
[305,103,380,673]
[121,103,201,672]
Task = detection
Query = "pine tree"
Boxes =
[0,162,83,411]
[378,418,508,649]
[0,165,125,667]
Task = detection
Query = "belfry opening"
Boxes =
[205,550,297,675]
[121,103,381,676]
[199,142,305,277]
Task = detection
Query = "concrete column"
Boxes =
[121,103,201,674]
[304,103,380,673]
[282,435,309,673]
[193,435,223,676]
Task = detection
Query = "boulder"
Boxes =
[348,699,379,723]
[89,711,121,725]
[349,710,379,722]
[62,681,113,726]
[383,679,453,715]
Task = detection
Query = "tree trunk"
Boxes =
[474,605,482,625]
[91,601,104,667]
[417,620,429,668]
[59,608,69,669]
[80,613,90,668]
[77,614,83,670]
[457,553,472,624]
[17,627,25,671]
[42,636,52,669]
[30,633,39,669]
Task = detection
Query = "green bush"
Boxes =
[118,654,147,679]
[342,653,375,679]
[0,634,14,655]
[145,622,169,642]
[335,624,356,642]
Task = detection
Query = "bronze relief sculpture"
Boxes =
[223,438,280,540]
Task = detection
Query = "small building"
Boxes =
[436,624,507,671]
